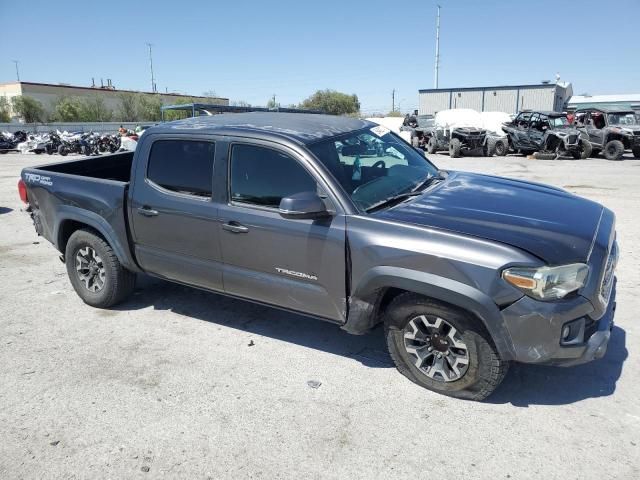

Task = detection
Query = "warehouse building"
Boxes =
[0,81,229,119]
[418,82,573,115]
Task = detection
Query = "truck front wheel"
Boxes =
[385,293,509,401]
[65,228,136,308]
[603,140,624,160]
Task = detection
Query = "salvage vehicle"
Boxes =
[573,107,640,160]
[480,111,512,157]
[400,114,434,149]
[424,109,490,157]
[19,113,618,401]
[502,110,591,159]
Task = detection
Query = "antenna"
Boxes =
[146,43,156,93]
[434,5,441,89]
[12,60,20,82]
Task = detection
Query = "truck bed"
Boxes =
[21,151,139,272]
[34,151,134,182]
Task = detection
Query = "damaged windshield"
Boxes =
[308,127,439,212]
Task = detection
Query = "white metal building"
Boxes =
[567,94,640,111]
[418,82,573,115]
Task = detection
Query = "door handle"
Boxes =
[137,206,159,217]
[223,222,249,233]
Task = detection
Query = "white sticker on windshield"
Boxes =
[370,125,390,137]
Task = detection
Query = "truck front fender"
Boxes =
[55,205,141,273]
[345,266,516,360]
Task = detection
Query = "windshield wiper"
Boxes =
[365,191,424,213]
[411,170,448,193]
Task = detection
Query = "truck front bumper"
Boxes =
[500,282,616,366]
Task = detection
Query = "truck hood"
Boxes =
[374,171,603,264]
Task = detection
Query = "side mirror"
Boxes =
[279,191,331,220]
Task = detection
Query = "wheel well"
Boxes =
[373,287,491,336]
[57,220,102,253]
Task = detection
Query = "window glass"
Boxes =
[147,140,215,197]
[230,144,317,208]
[309,128,437,212]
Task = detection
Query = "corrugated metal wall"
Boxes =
[483,89,518,113]
[419,91,450,115]
[418,85,565,115]
[518,88,554,112]
[450,91,483,111]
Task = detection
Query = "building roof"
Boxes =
[568,94,640,105]
[573,106,635,113]
[149,112,374,145]
[419,83,566,94]
[0,81,229,102]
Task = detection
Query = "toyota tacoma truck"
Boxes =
[18,113,618,401]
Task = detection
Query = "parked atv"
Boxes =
[502,111,591,159]
[574,107,640,160]
[424,109,489,158]
[401,115,434,149]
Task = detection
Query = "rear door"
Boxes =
[129,135,224,291]
[216,140,347,322]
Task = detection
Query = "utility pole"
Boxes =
[434,4,441,89]
[12,60,20,82]
[146,43,156,93]
[272,94,277,108]
[392,89,396,112]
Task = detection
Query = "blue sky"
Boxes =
[1,0,638,114]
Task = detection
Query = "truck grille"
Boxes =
[599,242,618,305]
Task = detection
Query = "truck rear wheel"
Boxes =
[603,140,624,160]
[385,293,509,401]
[449,138,462,158]
[632,147,640,159]
[65,228,135,308]
[483,139,496,157]
[575,139,592,159]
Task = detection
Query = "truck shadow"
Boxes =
[487,326,627,406]
[118,276,627,404]
[117,275,393,369]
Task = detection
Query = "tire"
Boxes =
[57,145,68,156]
[576,139,592,160]
[65,228,136,308]
[449,138,462,158]
[494,139,508,157]
[632,147,640,159]
[427,136,438,154]
[603,140,624,160]
[385,293,509,401]
[483,139,496,157]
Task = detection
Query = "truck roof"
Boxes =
[149,112,374,145]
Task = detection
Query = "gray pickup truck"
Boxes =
[19,113,618,400]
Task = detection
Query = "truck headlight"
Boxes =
[502,263,589,301]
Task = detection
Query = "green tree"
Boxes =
[78,96,112,122]
[51,96,83,122]
[137,94,163,122]
[266,96,279,109]
[0,97,10,122]
[299,89,360,115]
[231,100,251,107]
[11,95,46,123]
[117,93,139,122]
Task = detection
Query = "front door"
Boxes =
[218,141,347,322]
[129,136,223,291]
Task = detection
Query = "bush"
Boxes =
[299,89,360,115]
[11,95,46,123]
[0,97,10,122]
